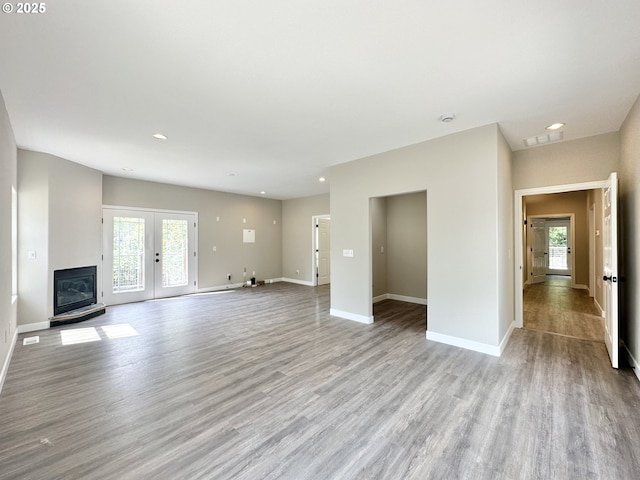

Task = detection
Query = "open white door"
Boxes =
[603,172,619,368]
[317,218,331,286]
[529,218,547,284]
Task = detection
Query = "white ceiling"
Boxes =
[1,0,639,199]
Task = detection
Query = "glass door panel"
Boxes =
[103,209,196,305]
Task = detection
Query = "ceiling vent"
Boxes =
[523,130,564,148]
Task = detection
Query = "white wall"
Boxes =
[0,90,18,389]
[103,175,283,289]
[18,150,103,328]
[619,93,640,375]
[330,124,512,353]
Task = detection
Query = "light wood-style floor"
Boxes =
[2,282,640,479]
[523,275,604,341]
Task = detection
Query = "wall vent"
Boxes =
[523,130,564,147]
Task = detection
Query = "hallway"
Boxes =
[523,275,604,342]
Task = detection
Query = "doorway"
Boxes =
[312,215,330,286]
[514,174,619,368]
[527,214,574,285]
[102,207,197,305]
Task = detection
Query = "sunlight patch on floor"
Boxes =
[101,324,139,339]
[61,327,101,345]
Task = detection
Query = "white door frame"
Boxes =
[311,214,330,286]
[589,203,596,298]
[102,205,198,305]
[514,180,606,329]
[526,213,575,282]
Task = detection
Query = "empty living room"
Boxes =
[2,2,640,479]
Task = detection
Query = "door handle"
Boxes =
[603,275,617,282]
[156,259,160,263]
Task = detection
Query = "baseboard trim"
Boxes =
[330,308,374,325]
[17,322,50,334]
[372,293,427,305]
[426,330,500,357]
[499,321,516,355]
[281,278,315,287]
[0,329,18,395]
[594,298,605,318]
[624,343,640,384]
[573,283,589,290]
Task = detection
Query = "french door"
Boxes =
[102,208,196,306]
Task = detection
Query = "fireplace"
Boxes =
[53,265,98,316]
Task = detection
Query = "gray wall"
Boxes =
[386,192,427,301]
[330,124,512,351]
[620,93,640,372]
[371,196,387,298]
[513,132,619,190]
[281,194,330,285]
[103,176,283,289]
[18,150,103,327]
[0,91,17,386]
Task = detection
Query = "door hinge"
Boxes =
[194,251,196,257]
[194,281,196,286]
[102,218,104,224]
[194,222,196,228]
[101,254,104,260]
[524,220,527,225]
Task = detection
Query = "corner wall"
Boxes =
[18,150,103,329]
[330,124,511,353]
[619,93,640,377]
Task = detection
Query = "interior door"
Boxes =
[530,218,547,284]
[317,218,331,285]
[103,209,196,306]
[603,172,619,368]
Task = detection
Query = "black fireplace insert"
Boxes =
[53,265,97,316]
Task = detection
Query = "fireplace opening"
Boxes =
[54,266,98,316]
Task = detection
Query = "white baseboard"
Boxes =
[624,343,640,384]
[330,308,374,324]
[372,293,427,305]
[594,298,605,318]
[499,321,516,355]
[426,330,501,357]
[281,277,315,287]
[573,283,589,290]
[0,329,18,395]
[17,322,50,334]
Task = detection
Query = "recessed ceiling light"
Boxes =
[319,177,326,182]
[545,122,565,131]
[260,191,266,195]
[121,167,133,172]
[439,113,456,123]
[228,173,236,177]
[152,133,168,140]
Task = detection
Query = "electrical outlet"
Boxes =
[227,273,231,281]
